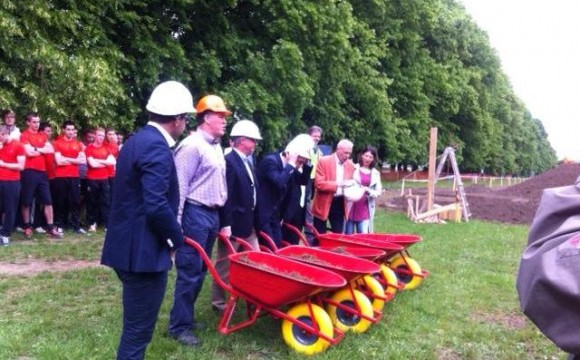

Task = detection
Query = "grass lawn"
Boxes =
[0,212,564,359]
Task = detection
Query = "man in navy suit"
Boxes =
[101,81,194,360]
[212,120,262,312]
[256,134,313,247]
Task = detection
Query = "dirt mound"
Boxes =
[383,163,580,225]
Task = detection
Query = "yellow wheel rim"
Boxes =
[281,303,333,355]
[389,256,423,290]
[326,288,374,333]
[355,275,385,312]
[380,264,399,297]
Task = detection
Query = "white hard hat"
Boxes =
[285,134,314,159]
[230,120,262,140]
[146,81,196,116]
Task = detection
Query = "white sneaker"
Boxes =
[35,227,47,234]
[15,227,24,233]
[89,224,97,232]
[1,236,10,246]
[57,227,64,234]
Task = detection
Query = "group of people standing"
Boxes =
[96,80,383,359]
[0,109,123,246]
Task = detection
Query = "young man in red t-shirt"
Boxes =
[19,112,62,239]
[0,125,25,245]
[105,128,119,196]
[53,120,86,234]
[85,128,116,232]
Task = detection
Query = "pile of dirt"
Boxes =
[382,163,580,225]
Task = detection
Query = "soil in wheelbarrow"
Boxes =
[381,163,580,225]
[236,253,315,283]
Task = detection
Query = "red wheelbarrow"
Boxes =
[316,233,412,296]
[184,237,346,355]
[276,246,385,333]
[356,233,429,290]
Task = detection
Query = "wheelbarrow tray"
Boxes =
[356,233,422,249]
[276,246,380,282]
[321,246,386,261]
[229,251,346,308]
[318,233,403,257]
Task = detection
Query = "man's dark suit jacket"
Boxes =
[220,150,258,238]
[256,152,295,234]
[281,164,312,223]
[101,125,183,272]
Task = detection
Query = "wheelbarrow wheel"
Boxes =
[281,303,333,355]
[380,264,399,297]
[354,275,385,312]
[326,288,373,333]
[390,256,423,290]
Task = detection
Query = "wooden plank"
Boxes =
[415,203,459,221]
[427,127,438,211]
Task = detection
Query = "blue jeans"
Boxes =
[344,219,370,234]
[169,202,219,336]
[115,269,168,360]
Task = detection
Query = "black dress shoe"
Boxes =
[172,331,201,347]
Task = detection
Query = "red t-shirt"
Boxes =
[20,129,49,171]
[0,140,25,181]
[53,137,83,178]
[85,144,111,180]
[45,153,56,180]
[106,142,119,178]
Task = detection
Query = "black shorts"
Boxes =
[20,169,52,206]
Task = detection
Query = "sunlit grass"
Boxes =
[0,212,563,359]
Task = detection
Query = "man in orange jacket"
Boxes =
[311,139,355,237]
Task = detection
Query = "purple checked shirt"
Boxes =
[173,130,227,222]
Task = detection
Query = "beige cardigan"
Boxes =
[345,165,382,233]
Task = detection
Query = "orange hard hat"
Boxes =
[195,95,232,115]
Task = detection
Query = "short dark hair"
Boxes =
[1,109,15,120]
[62,120,75,129]
[39,121,51,131]
[357,145,379,169]
[149,112,183,124]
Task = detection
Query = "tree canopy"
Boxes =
[0,0,557,174]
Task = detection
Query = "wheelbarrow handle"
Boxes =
[230,236,254,252]
[184,237,233,294]
[258,231,279,252]
[282,221,310,247]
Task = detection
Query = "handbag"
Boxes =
[516,178,580,354]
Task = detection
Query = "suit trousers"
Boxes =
[211,230,259,311]
[169,202,218,336]
[313,196,345,237]
[115,269,168,360]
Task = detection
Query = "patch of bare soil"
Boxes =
[437,347,463,360]
[471,310,527,330]
[0,259,100,277]
[381,163,580,225]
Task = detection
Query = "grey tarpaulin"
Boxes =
[516,176,580,354]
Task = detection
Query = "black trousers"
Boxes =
[313,195,345,235]
[53,177,81,230]
[86,179,111,226]
[0,180,20,237]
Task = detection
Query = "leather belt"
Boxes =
[186,199,219,211]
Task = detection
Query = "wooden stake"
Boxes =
[427,127,438,211]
